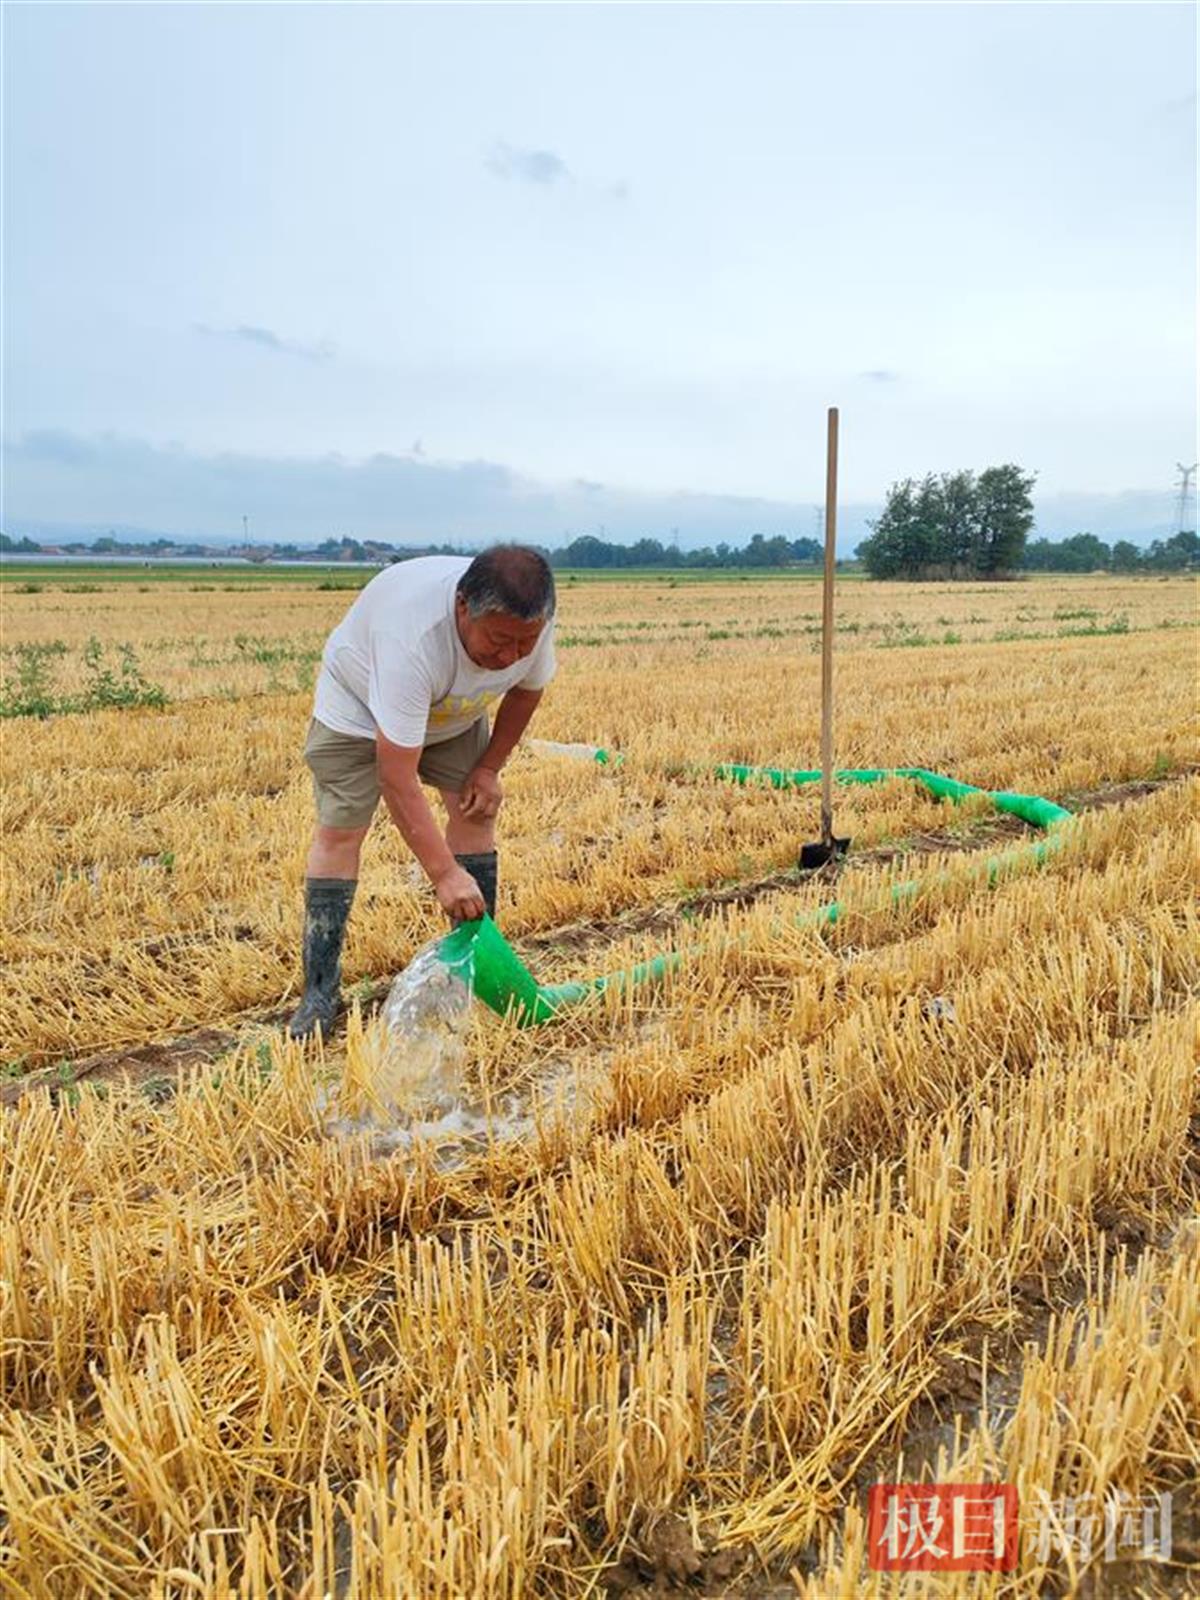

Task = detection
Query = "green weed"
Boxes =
[1058,613,1130,638]
[80,637,168,710]
[0,640,68,718]
[55,1060,80,1111]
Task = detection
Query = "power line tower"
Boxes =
[1175,462,1197,535]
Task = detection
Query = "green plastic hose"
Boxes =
[435,763,1075,1027]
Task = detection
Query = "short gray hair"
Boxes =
[457,545,556,621]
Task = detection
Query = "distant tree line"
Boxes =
[0,530,823,568]
[1021,530,1197,573]
[855,465,1036,580]
[6,519,1193,574]
[0,531,465,563]
[550,534,823,569]
[0,531,221,558]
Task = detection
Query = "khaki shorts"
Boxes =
[303,717,491,830]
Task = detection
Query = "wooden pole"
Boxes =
[820,407,838,847]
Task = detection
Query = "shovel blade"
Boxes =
[799,836,852,870]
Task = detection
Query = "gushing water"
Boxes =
[375,939,474,1112]
[322,934,590,1167]
[324,936,474,1140]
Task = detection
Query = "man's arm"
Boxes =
[480,686,542,771]
[460,686,543,819]
[375,734,486,920]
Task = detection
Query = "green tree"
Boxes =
[936,469,981,575]
[858,464,1034,579]
[856,476,939,578]
[554,536,623,568]
[1110,540,1143,572]
[974,464,1036,576]
[738,533,792,567]
[629,537,669,566]
[1021,537,1055,572]
[1022,532,1111,572]
[1144,530,1199,571]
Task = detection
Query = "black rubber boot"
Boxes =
[454,851,498,921]
[287,877,357,1040]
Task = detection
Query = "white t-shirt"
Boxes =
[312,556,556,747]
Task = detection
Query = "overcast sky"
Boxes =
[4,2,1196,546]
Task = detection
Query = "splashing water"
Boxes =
[324,935,474,1138]
[376,938,474,1112]
[321,932,594,1167]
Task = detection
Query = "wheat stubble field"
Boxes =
[0,570,1197,1597]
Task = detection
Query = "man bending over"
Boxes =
[289,543,555,1040]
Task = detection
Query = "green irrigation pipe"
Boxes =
[435,763,1076,1027]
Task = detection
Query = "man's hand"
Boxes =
[433,862,486,922]
[459,764,504,821]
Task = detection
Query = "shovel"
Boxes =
[800,406,852,871]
